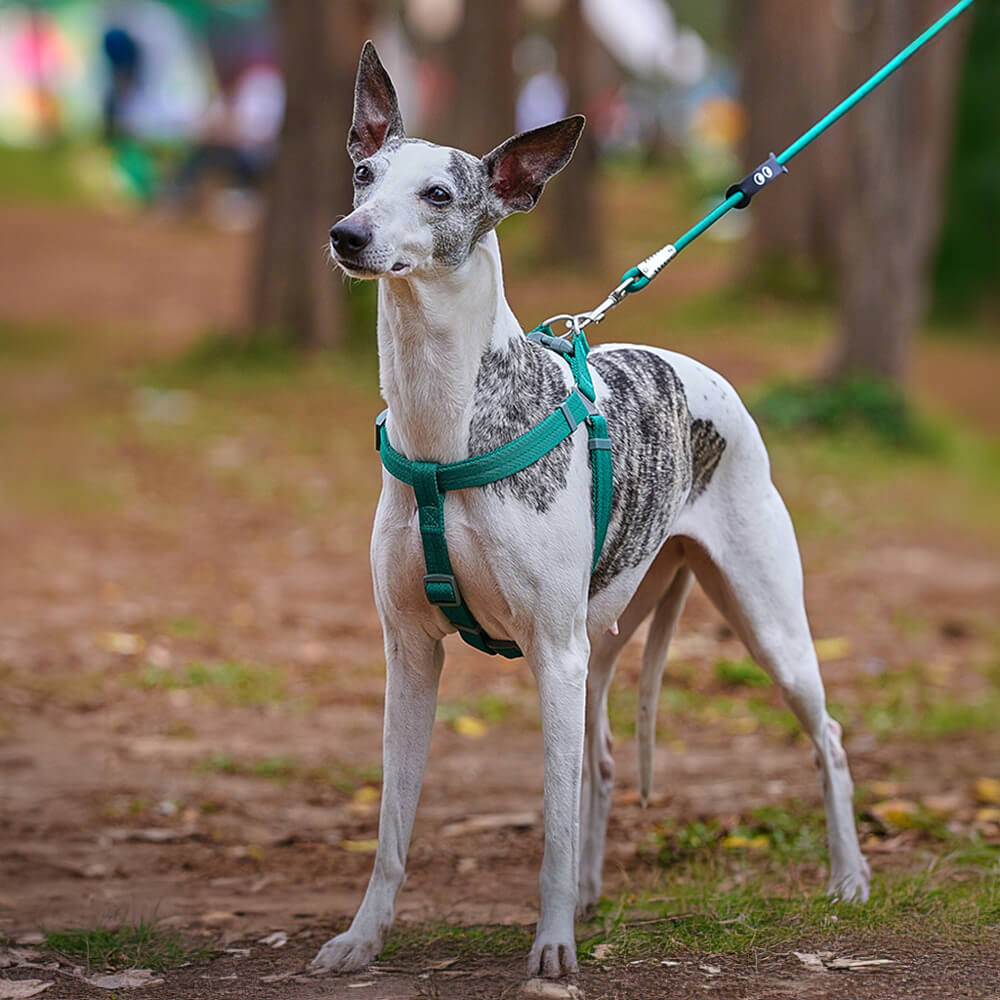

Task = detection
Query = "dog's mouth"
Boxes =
[335,257,381,278]
[333,254,412,279]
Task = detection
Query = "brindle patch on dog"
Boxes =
[468,337,572,514]
[589,349,693,594]
[689,417,726,500]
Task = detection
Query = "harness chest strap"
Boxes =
[374,331,612,658]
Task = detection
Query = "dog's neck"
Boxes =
[376,230,522,463]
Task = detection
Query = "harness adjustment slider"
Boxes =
[726,152,788,209]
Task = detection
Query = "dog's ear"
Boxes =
[349,41,405,161]
[481,116,585,219]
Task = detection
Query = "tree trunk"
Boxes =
[251,1,372,349]
[446,2,518,155]
[827,0,969,381]
[740,1,840,269]
[544,0,601,270]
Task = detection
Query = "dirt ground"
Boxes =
[1,201,999,999]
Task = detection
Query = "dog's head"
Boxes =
[329,42,584,280]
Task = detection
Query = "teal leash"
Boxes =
[543,0,977,332]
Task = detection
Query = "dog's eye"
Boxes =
[424,186,452,206]
[354,164,373,185]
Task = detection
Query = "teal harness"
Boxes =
[375,328,613,658]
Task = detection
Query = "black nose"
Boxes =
[329,221,372,254]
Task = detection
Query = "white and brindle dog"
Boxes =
[314,42,870,979]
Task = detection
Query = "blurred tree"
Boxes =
[828,0,969,380]
[932,0,1000,322]
[251,1,374,348]
[739,2,839,275]
[446,2,519,155]
[742,1,969,381]
[544,0,602,270]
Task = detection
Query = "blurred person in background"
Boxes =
[162,11,283,230]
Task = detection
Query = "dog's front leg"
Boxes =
[312,628,443,973]
[527,628,589,979]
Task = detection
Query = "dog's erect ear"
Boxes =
[349,41,405,161]
[481,116,585,218]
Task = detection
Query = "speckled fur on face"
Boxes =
[346,140,492,272]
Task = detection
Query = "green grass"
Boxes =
[138,661,286,706]
[713,657,771,689]
[43,920,207,972]
[0,144,84,203]
[586,871,1000,960]
[754,375,944,451]
[376,865,999,968]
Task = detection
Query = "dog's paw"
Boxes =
[827,861,871,904]
[310,931,380,973]
[527,937,579,979]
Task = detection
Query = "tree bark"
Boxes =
[446,2,519,155]
[251,1,373,349]
[544,0,602,270]
[740,1,840,269]
[827,0,968,381]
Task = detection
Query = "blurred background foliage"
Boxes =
[0,0,995,419]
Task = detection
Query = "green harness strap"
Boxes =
[375,330,612,658]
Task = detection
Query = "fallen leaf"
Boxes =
[591,943,612,960]
[346,982,375,989]
[441,812,537,838]
[826,957,895,970]
[793,951,832,972]
[261,971,295,983]
[340,839,379,853]
[257,931,288,948]
[82,969,164,989]
[973,777,1000,805]
[699,964,721,975]
[869,799,921,829]
[974,807,1000,824]
[814,637,851,661]
[519,980,583,998]
[352,786,380,804]
[200,911,238,926]
[722,834,768,851]
[921,792,963,818]
[97,631,145,655]
[453,715,487,738]
[0,982,53,999]
[0,951,40,969]
[660,960,681,967]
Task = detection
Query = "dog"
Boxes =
[313,42,870,980]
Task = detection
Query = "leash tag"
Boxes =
[726,152,788,208]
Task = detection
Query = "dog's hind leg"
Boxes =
[678,480,870,902]
[637,564,694,808]
[578,544,688,913]
[312,629,444,972]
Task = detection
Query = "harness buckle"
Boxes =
[375,409,388,451]
[424,573,462,607]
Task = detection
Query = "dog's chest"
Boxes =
[467,339,693,595]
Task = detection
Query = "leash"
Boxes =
[534,0,977,338]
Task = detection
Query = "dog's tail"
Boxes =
[636,565,694,806]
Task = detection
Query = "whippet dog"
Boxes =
[313,42,870,980]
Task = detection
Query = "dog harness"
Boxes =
[374,328,613,658]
